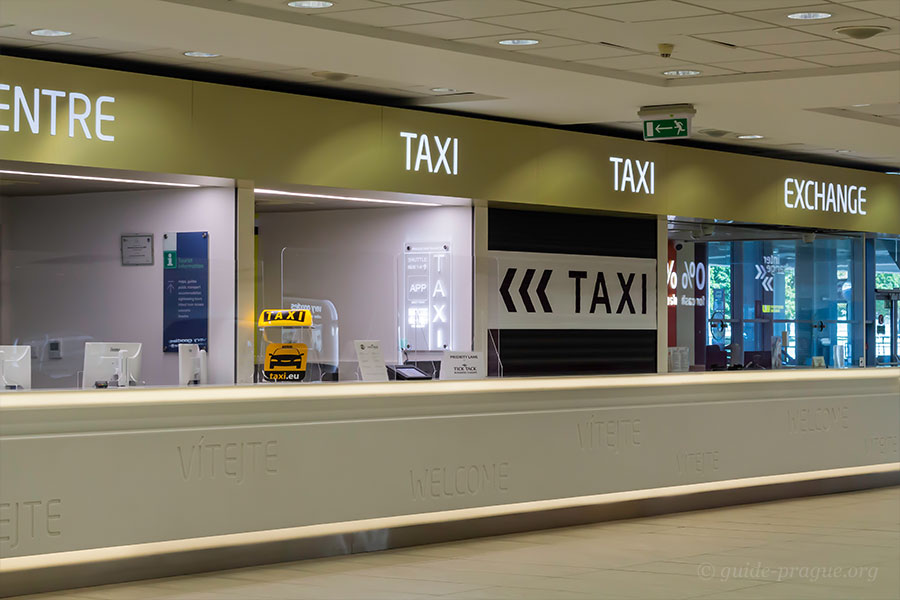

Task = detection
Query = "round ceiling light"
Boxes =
[787,12,832,20]
[287,1,334,7]
[430,87,457,93]
[833,25,890,40]
[184,51,220,58]
[498,39,539,46]
[30,29,72,37]
[836,149,852,153]
[851,103,871,107]
[738,134,764,140]
[662,69,701,77]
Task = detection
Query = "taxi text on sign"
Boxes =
[489,251,657,330]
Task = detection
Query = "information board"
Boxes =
[163,231,209,352]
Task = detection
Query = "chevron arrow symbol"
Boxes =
[500,268,517,312]
[762,276,774,292]
[536,269,552,312]
[499,267,554,313]
[755,264,765,280]
[519,268,536,312]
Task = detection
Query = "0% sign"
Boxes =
[667,260,706,292]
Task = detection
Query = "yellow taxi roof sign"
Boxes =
[258,308,313,328]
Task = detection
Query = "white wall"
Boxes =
[0,187,235,388]
[257,206,472,368]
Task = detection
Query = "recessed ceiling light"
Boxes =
[787,12,832,20]
[30,29,72,37]
[851,103,871,107]
[498,39,539,46]
[184,51,220,58]
[662,69,701,77]
[430,87,457,93]
[885,171,900,175]
[254,189,440,207]
[738,134,764,140]
[287,0,334,7]
[836,149,852,153]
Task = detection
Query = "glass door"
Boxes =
[874,291,899,366]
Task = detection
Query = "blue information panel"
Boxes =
[163,231,209,352]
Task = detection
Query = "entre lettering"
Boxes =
[0,83,115,141]
[783,178,867,215]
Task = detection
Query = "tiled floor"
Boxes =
[16,487,900,600]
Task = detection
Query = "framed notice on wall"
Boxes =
[162,231,209,352]
[121,234,154,266]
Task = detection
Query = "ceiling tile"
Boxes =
[792,17,897,40]
[804,50,900,65]
[576,1,716,22]
[847,33,899,51]
[715,56,823,71]
[737,3,879,27]
[640,13,780,35]
[754,39,874,57]
[698,27,824,46]
[238,0,383,12]
[844,0,900,18]
[663,37,778,62]
[140,47,224,60]
[55,37,163,53]
[253,69,321,83]
[537,26,636,45]
[412,0,551,19]
[633,64,740,77]
[104,52,194,66]
[211,57,299,71]
[684,0,823,10]
[0,35,48,48]
[323,6,455,27]
[24,43,115,55]
[848,102,900,115]
[520,42,637,60]
[525,0,639,7]
[390,20,519,39]
[580,52,688,69]
[456,33,582,50]
[481,10,615,31]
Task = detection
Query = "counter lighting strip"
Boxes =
[254,188,441,207]
[2,462,896,573]
[0,170,202,188]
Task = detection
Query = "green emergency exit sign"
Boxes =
[643,118,689,140]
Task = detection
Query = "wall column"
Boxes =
[235,181,255,384]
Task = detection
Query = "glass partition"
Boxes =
[668,220,867,371]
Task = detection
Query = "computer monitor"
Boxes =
[744,350,772,370]
[0,346,31,390]
[178,344,208,386]
[82,342,142,389]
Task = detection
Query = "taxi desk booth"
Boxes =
[1,56,899,594]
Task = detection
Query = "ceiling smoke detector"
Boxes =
[833,25,890,40]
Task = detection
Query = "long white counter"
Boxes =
[1,369,898,594]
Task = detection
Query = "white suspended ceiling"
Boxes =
[0,0,898,168]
